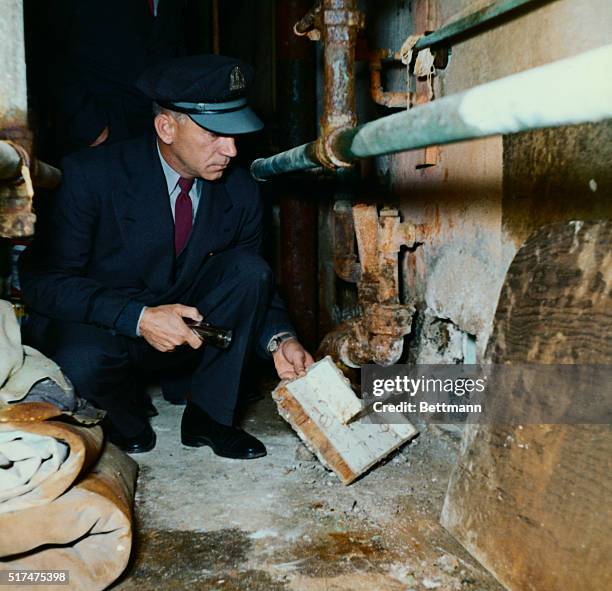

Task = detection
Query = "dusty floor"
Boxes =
[112,383,503,591]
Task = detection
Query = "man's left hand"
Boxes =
[273,338,314,380]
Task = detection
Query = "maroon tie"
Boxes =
[147,0,155,16]
[174,177,194,255]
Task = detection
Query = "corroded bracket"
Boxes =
[323,202,421,367]
[369,49,409,109]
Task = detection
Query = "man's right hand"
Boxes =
[139,304,204,352]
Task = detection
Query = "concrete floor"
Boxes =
[112,384,503,591]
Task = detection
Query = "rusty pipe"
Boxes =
[319,301,415,367]
[252,44,612,180]
[0,141,61,189]
[332,200,360,283]
[369,49,409,109]
[293,1,321,37]
[320,205,418,367]
[277,0,319,350]
[317,0,363,168]
[320,0,359,130]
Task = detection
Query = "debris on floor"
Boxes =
[272,356,417,485]
[113,391,503,591]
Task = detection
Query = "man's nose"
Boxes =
[220,137,237,158]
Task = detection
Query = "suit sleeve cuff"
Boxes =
[114,301,146,338]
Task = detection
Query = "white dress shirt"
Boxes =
[156,141,201,222]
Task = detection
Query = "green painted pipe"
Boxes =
[251,44,612,180]
[414,0,550,51]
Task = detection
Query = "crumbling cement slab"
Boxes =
[273,357,417,485]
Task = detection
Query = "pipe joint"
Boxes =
[294,2,322,41]
[318,302,414,368]
[317,127,355,169]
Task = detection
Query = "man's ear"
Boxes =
[154,113,176,145]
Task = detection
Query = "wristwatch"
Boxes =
[267,332,295,353]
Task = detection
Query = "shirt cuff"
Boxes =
[136,306,147,337]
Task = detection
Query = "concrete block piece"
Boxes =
[272,356,417,485]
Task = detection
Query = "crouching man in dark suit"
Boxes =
[20,55,314,457]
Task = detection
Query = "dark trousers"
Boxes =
[23,250,273,436]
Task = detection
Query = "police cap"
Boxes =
[136,54,263,135]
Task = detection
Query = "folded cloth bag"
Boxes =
[0,442,138,591]
[0,421,103,514]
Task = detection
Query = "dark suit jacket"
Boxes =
[46,0,185,151]
[19,133,292,356]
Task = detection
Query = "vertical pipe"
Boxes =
[211,0,220,54]
[320,0,362,335]
[320,0,358,132]
[0,0,28,141]
[0,0,35,238]
[276,0,319,350]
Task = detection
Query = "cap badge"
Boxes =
[229,66,246,92]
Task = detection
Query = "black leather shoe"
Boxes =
[140,398,159,417]
[181,403,266,459]
[107,423,156,454]
[165,397,187,406]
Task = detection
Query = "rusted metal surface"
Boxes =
[369,49,409,108]
[320,203,419,367]
[318,301,415,367]
[0,189,35,237]
[351,204,378,285]
[277,0,319,350]
[410,0,441,169]
[0,141,61,238]
[365,303,414,337]
[252,44,612,179]
[0,3,60,238]
[279,191,318,350]
[252,0,364,176]
[332,199,360,283]
[0,140,61,188]
[0,142,35,237]
[316,0,363,169]
[275,0,422,364]
[293,1,321,40]
[377,206,418,303]
[0,2,37,237]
